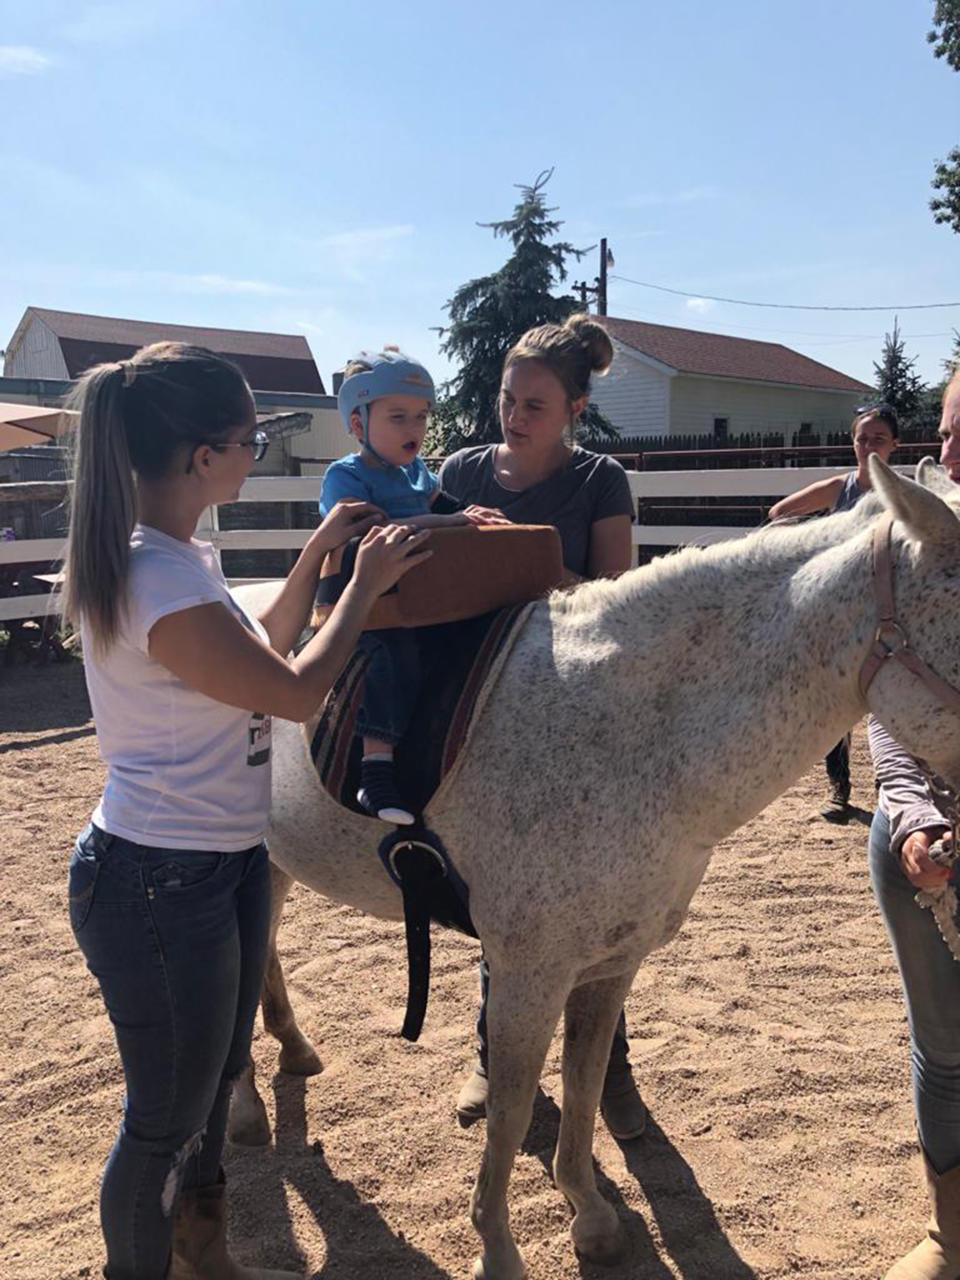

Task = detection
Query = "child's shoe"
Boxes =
[358,756,415,825]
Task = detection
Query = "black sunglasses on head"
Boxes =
[854,403,899,431]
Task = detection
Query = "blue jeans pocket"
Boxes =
[69,830,103,934]
[149,853,225,893]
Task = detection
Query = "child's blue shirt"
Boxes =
[320,453,439,519]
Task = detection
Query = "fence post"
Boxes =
[196,504,221,566]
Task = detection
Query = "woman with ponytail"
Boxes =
[438,314,645,1140]
[64,342,429,1280]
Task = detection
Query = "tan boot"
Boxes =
[456,1064,488,1128]
[885,1159,960,1280]
[169,1181,302,1280]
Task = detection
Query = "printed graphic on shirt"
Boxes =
[248,713,272,766]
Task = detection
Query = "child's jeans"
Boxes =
[357,628,421,747]
[68,823,271,1279]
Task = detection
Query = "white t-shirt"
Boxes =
[82,525,273,851]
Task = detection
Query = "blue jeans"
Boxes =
[68,824,271,1279]
[357,628,420,747]
[870,808,960,1173]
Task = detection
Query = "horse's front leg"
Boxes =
[471,964,564,1280]
[261,861,322,1074]
[554,971,636,1264]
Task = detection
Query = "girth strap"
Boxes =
[379,830,477,1042]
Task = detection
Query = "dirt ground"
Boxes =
[0,661,934,1279]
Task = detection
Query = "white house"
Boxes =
[2,307,350,464]
[589,316,874,440]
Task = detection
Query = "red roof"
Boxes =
[599,316,872,394]
[26,307,325,393]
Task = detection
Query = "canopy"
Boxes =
[0,403,76,454]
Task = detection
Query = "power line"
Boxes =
[609,299,953,344]
[609,274,960,312]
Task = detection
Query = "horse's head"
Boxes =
[864,456,960,790]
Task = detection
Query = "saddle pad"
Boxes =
[305,603,533,819]
[313,523,563,630]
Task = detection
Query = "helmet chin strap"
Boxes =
[357,404,399,470]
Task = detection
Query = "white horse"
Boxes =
[230,458,960,1280]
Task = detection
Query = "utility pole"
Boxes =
[574,240,613,315]
[597,238,609,316]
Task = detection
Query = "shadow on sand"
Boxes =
[0,661,91,735]
[520,1089,759,1280]
[225,1072,759,1279]
[225,1072,456,1279]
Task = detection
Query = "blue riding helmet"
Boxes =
[337,351,436,450]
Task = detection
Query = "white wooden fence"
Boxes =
[0,466,859,625]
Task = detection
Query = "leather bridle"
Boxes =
[858,514,960,718]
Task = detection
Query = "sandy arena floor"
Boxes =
[0,661,931,1279]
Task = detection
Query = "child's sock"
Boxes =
[358,754,415,825]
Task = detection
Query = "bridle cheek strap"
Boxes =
[859,514,960,717]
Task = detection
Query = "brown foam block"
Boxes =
[313,523,564,630]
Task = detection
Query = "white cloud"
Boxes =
[7,261,300,298]
[61,4,167,45]
[0,46,55,76]
[163,272,298,297]
[318,225,415,251]
[622,187,718,209]
[686,297,717,315]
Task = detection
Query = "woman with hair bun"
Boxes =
[441,313,634,582]
[439,313,645,1139]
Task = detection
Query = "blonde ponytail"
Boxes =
[63,365,137,652]
[62,342,252,652]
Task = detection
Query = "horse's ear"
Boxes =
[870,455,960,550]
[916,454,956,497]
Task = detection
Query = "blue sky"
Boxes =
[2,0,959,392]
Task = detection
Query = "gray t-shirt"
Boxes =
[438,445,634,577]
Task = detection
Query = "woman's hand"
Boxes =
[352,524,432,601]
[309,500,385,561]
[463,504,512,527]
[900,828,953,890]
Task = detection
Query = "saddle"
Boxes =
[303,603,536,1039]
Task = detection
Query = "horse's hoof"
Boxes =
[227,1094,272,1147]
[278,1040,323,1076]
[472,1256,527,1280]
[572,1213,625,1266]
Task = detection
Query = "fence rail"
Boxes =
[0,464,910,624]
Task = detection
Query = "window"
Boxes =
[713,417,728,442]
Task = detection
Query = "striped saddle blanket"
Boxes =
[305,604,532,819]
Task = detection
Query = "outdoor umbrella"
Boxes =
[0,403,76,453]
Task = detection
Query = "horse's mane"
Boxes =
[550,492,886,622]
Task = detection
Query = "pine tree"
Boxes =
[432,171,615,451]
[943,327,960,378]
[928,2,960,233]
[873,318,925,423]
